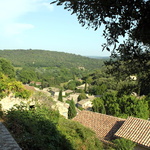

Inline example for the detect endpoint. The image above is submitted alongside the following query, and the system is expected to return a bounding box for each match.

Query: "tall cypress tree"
[58,90,63,102]
[68,99,77,119]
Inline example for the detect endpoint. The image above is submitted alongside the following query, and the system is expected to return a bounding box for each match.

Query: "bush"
[112,138,136,150]
[4,104,103,150]
[4,104,72,150]
[58,118,103,150]
[77,92,87,102]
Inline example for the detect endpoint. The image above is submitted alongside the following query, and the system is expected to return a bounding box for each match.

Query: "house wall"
[82,101,92,109]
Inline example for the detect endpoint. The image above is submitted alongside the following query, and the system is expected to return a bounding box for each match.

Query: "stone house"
[76,83,89,90]
[51,101,69,119]
[76,99,93,110]
[49,87,65,97]
[30,81,41,86]
[64,89,73,95]
[66,93,80,103]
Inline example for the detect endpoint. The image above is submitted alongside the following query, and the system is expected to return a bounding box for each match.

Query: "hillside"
[0,49,106,69]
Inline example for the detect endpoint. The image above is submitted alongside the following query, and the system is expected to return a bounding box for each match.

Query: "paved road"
[0,121,21,150]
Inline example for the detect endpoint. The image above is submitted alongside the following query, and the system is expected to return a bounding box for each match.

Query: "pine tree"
[68,99,77,119]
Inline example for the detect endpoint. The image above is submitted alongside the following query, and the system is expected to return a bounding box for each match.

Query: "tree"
[52,0,150,96]
[89,84,107,95]
[113,138,136,150]
[68,99,77,119]
[17,68,37,84]
[92,98,106,114]
[105,42,150,95]
[58,90,63,102]
[102,91,120,116]
[51,0,150,48]
[0,73,31,99]
[119,95,149,119]
[77,92,87,102]
[0,58,15,78]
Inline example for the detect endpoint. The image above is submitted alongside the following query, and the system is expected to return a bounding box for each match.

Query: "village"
[0,81,149,150]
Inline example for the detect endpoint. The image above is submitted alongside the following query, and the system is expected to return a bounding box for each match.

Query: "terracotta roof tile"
[24,85,36,91]
[115,117,150,148]
[72,110,125,141]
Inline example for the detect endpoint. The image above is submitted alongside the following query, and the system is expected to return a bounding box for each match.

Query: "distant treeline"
[0,49,107,69]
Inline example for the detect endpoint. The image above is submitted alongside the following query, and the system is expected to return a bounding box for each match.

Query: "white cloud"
[0,0,53,37]
[4,23,34,36]
[0,0,36,21]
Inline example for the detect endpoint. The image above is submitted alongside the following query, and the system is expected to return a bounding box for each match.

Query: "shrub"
[58,118,103,150]
[4,104,72,150]
[112,138,136,150]
[4,104,103,150]
[77,92,87,102]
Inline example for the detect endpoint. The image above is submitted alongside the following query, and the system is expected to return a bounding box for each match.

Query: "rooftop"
[72,110,125,141]
[115,117,150,148]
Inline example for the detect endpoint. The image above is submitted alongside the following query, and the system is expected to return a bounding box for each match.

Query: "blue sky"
[0,0,111,57]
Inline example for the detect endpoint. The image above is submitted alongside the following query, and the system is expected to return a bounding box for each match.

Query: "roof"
[64,90,73,94]
[72,110,125,141]
[24,85,35,91]
[115,117,150,148]
[49,87,60,92]
[77,99,92,105]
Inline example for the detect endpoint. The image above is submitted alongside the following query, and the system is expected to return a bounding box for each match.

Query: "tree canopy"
[0,58,15,78]
[51,0,150,96]
[51,0,150,49]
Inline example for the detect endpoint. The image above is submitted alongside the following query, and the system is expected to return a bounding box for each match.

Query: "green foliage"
[89,84,107,95]
[92,91,149,119]
[0,73,31,99]
[17,67,37,84]
[52,1,150,47]
[117,81,137,97]
[105,48,150,96]
[119,95,149,119]
[58,90,63,102]
[0,58,15,78]
[4,104,103,150]
[75,88,84,93]
[68,99,77,119]
[102,91,120,116]
[58,118,103,150]
[113,138,136,150]
[15,89,31,99]
[92,98,106,114]
[0,73,9,98]
[64,80,82,90]
[52,0,150,97]
[0,104,3,118]
[0,50,105,70]
[77,92,87,102]
[4,104,72,150]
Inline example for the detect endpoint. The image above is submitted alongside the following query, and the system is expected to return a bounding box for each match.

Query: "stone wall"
[0,121,21,150]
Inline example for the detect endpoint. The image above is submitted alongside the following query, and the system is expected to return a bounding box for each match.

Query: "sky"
[0,0,111,57]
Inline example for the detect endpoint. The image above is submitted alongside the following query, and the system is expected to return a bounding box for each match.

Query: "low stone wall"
[0,121,21,150]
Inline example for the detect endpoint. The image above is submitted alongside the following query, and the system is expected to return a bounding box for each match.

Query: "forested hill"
[0,50,106,69]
